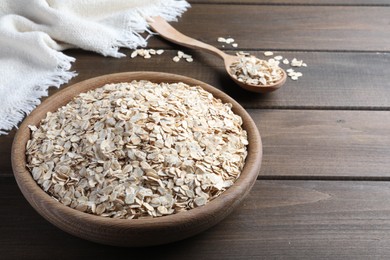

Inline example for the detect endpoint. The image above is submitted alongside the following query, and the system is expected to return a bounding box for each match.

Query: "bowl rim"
[11,71,262,244]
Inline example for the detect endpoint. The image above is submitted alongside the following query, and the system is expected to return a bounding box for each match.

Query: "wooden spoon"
[148,16,286,93]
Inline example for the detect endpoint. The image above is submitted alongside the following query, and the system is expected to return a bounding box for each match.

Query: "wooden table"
[2,0,390,258]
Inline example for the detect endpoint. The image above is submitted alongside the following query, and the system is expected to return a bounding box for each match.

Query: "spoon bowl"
[148,16,286,93]
[222,54,287,93]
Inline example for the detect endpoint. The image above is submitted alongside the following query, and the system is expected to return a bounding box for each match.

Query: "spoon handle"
[148,16,228,60]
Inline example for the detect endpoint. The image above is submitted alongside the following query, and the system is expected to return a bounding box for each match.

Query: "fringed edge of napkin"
[104,0,191,57]
[0,53,76,135]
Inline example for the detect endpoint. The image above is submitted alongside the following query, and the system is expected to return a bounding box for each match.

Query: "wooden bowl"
[12,72,262,247]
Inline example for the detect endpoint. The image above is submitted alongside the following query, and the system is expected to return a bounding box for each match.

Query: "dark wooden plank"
[2,177,390,258]
[147,5,390,51]
[2,109,390,178]
[189,0,390,5]
[62,50,390,109]
[0,129,15,177]
[254,110,390,178]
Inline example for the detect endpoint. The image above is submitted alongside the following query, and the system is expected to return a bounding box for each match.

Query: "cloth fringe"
[105,0,190,57]
[0,53,76,135]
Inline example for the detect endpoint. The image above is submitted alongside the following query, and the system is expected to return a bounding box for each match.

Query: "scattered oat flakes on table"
[274,55,283,61]
[130,49,165,59]
[172,50,193,63]
[262,52,308,81]
[263,51,274,57]
[217,37,237,48]
[217,37,227,43]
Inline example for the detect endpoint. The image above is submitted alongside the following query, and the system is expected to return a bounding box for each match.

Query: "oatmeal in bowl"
[12,72,262,246]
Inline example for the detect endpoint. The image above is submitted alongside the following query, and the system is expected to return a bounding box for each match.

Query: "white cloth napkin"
[0,0,189,135]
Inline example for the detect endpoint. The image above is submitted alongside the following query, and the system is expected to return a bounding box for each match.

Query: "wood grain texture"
[3,178,390,259]
[189,0,390,5]
[2,1,390,257]
[147,5,390,51]
[64,50,390,109]
[0,129,15,177]
[254,109,390,178]
[3,109,390,179]
[11,72,262,247]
